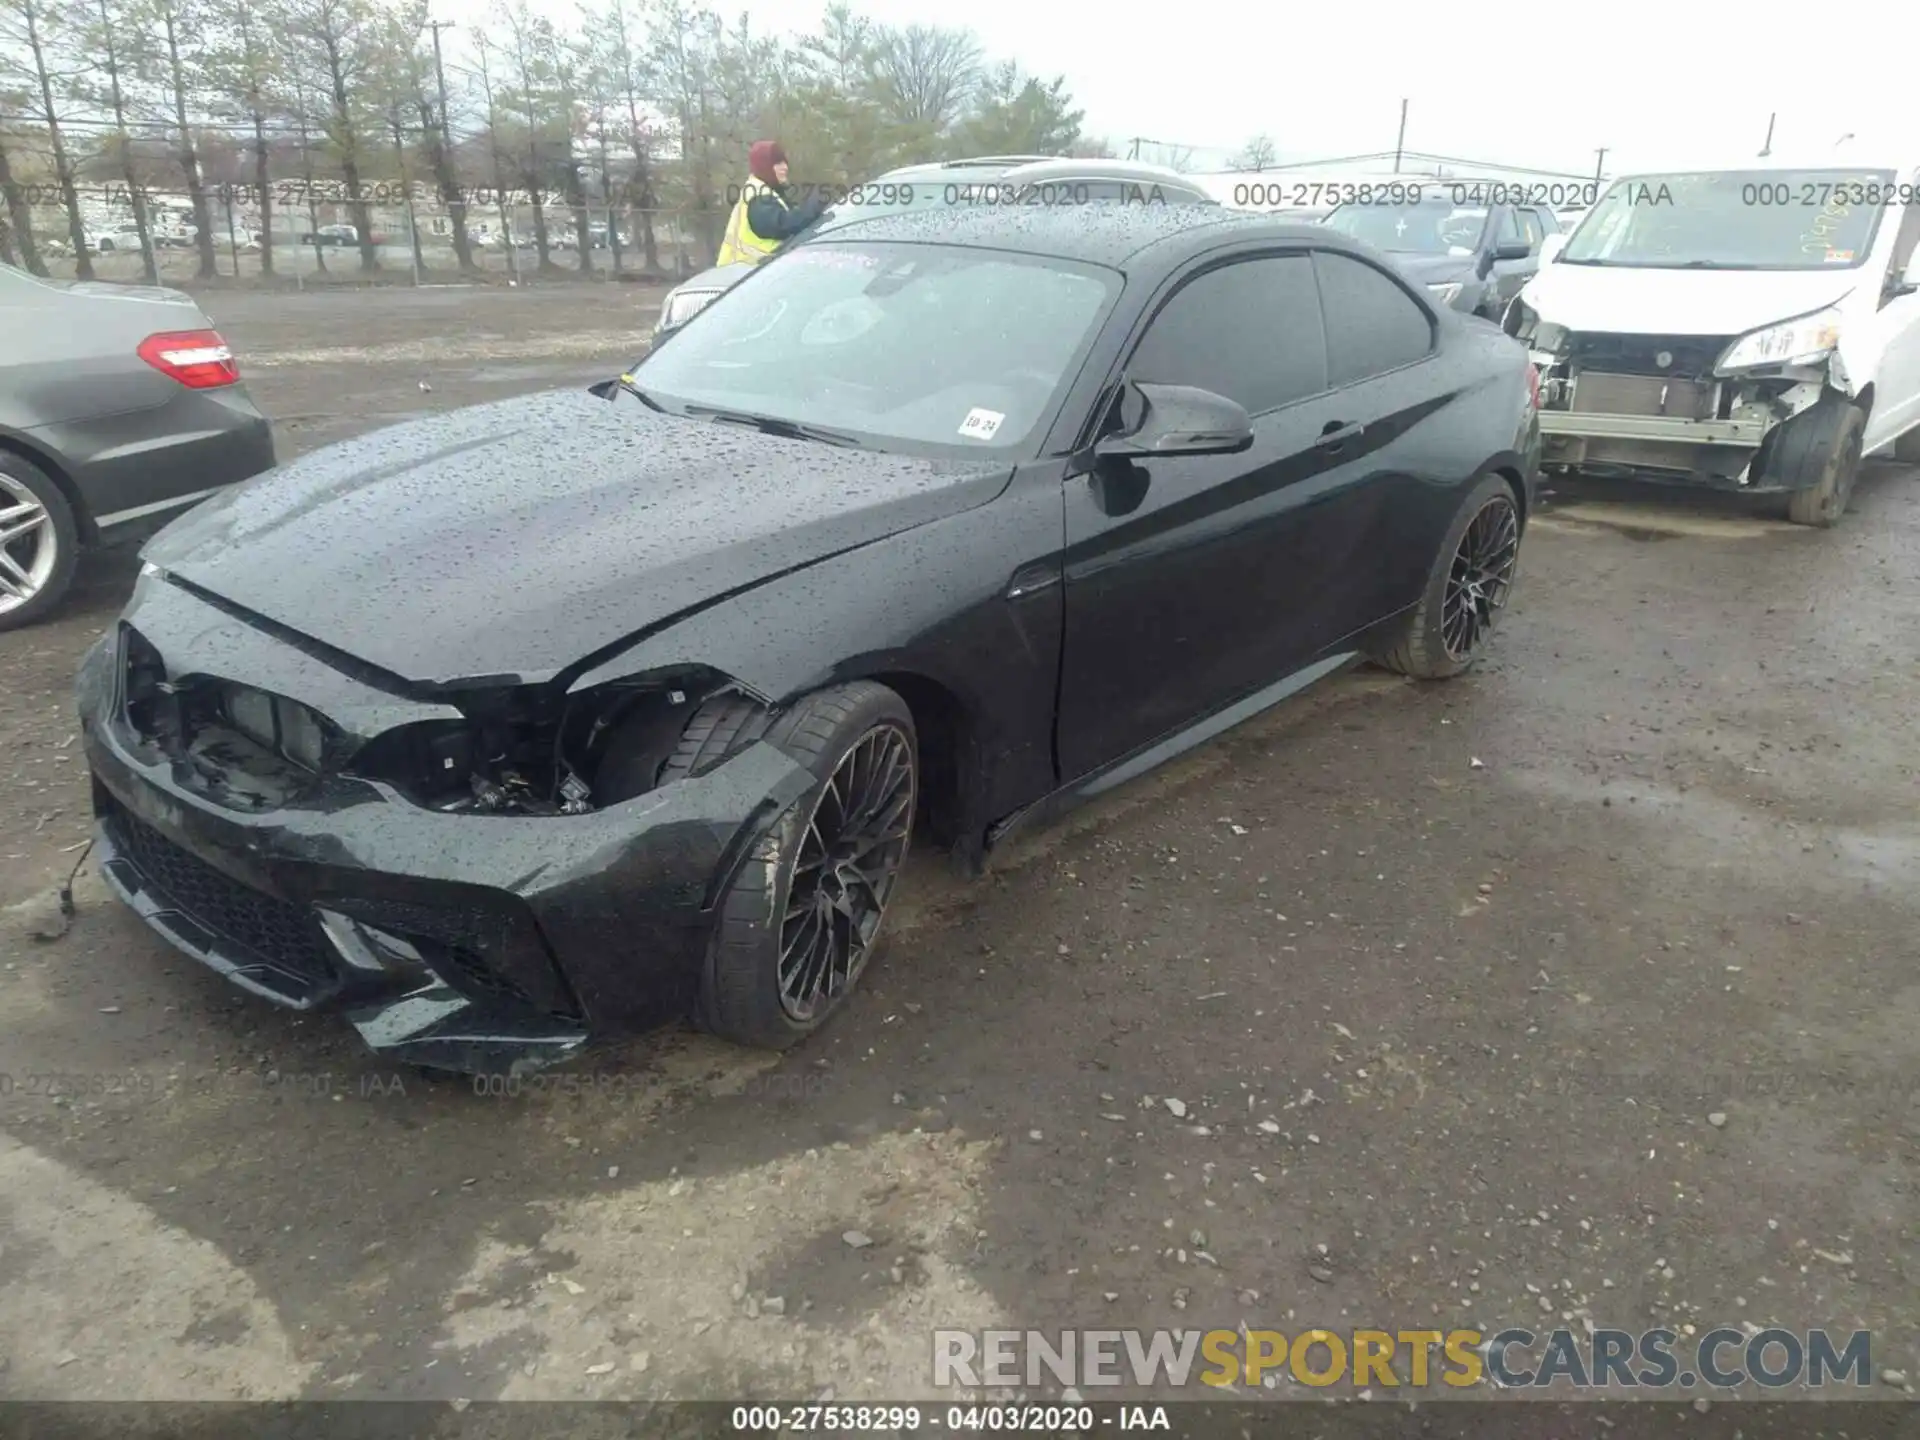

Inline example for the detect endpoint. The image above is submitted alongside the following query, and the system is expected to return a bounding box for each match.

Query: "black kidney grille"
[107,806,335,985]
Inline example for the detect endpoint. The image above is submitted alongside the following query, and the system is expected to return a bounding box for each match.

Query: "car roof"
[995,157,1212,191]
[871,156,1041,183]
[803,204,1340,269]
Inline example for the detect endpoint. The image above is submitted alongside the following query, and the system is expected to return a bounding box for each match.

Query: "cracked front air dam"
[80,631,815,1071]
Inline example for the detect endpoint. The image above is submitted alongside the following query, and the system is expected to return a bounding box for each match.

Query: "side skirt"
[979,649,1363,864]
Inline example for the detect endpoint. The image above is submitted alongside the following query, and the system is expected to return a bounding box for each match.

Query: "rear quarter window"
[1311,250,1435,387]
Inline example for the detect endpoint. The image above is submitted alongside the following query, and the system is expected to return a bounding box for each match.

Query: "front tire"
[670,682,918,1050]
[0,453,80,633]
[1767,396,1865,528]
[1371,473,1521,680]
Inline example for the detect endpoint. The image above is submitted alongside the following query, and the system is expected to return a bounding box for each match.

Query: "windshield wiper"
[617,373,667,410]
[682,405,865,448]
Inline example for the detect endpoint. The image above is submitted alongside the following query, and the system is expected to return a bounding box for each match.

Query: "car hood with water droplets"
[142,389,1012,688]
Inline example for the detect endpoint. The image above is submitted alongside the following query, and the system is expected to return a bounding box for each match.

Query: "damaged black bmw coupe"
[78,206,1541,1075]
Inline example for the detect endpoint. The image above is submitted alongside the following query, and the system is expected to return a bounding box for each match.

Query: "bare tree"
[201,0,282,274]
[643,0,723,266]
[590,0,660,273]
[497,0,557,269]
[1231,134,1276,171]
[0,0,93,275]
[869,23,978,133]
[156,0,220,275]
[541,23,593,266]
[0,100,46,273]
[285,59,331,271]
[281,0,383,269]
[76,0,160,280]
[467,29,521,272]
[421,16,476,272]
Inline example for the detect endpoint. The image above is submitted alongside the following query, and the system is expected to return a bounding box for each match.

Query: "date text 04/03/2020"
[729,1405,1171,1430]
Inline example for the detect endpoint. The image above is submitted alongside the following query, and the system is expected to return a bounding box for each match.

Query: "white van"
[1508,151,1920,526]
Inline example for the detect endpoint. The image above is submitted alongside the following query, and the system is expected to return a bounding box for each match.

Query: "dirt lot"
[2,285,1917,1406]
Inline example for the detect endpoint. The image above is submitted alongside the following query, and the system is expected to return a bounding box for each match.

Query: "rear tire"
[1370,473,1521,680]
[0,452,80,634]
[667,682,918,1050]
[1767,396,1865,528]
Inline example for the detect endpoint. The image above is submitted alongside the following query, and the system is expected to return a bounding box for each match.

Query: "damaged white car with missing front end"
[1506,155,1920,526]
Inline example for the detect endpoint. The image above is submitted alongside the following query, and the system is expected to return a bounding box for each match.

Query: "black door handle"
[1316,421,1364,452]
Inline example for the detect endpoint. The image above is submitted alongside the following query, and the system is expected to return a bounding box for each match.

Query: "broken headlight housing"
[345,668,735,815]
[217,683,338,771]
[1716,307,1843,374]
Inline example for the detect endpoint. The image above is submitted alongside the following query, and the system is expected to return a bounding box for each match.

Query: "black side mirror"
[1094,380,1253,459]
[1492,240,1532,263]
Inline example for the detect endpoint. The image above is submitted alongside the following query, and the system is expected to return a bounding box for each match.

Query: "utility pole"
[427,19,474,272]
[1760,112,1775,157]
[1393,99,1408,173]
[428,20,457,146]
[1128,137,1141,161]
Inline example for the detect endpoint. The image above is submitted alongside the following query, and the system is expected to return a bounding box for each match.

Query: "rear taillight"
[137,329,240,389]
[1525,363,1540,410]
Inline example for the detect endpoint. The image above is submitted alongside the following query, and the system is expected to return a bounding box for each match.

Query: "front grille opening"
[425,941,536,1008]
[105,803,336,986]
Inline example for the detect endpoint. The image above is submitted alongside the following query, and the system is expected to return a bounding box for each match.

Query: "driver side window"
[1126,255,1329,417]
[1493,206,1523,248]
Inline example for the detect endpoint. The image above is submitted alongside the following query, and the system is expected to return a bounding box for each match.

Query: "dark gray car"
[1322,196,1558,319]
[0,263,275,630]
[651,156,1220,340]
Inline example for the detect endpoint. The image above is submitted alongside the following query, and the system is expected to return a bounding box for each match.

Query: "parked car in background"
[78,205,1537,1074]
[1322,194,1558,318]
[1510,153,1920,526]
[649,155,1219,341]
[91,228,145,255]
[0,262,275,629]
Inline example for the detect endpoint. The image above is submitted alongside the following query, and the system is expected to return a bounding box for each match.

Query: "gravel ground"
[1,284,1917,1406]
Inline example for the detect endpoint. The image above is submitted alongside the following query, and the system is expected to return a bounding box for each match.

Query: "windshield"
[1323,203,1489,255]
[1561,168,1895,269]
[633,241,1120,454]
[814,179,969,233]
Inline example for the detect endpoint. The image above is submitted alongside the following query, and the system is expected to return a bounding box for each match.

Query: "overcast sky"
[435,0,1918,178]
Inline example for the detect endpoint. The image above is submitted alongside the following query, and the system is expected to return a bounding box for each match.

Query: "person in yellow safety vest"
[716,140,828,267]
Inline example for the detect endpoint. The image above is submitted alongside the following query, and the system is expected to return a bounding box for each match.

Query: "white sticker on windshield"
[958,407,1005,441]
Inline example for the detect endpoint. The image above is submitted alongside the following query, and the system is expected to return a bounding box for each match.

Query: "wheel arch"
[1490,462,1529,523]
[863,669,976,850]
[0,429,95,542]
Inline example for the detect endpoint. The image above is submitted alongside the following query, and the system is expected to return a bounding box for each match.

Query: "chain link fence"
[2,182,725,285]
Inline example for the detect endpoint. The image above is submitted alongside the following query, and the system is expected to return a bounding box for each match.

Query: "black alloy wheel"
[659,681,920,1049]
[777,722,916,1021]
[1371,472,1523,680]
[1440,492,1520,662]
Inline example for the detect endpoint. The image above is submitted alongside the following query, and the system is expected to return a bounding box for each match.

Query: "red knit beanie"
[749,141,787,186]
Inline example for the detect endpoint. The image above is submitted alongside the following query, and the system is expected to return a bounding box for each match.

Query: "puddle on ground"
[1501,766,1920,900]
